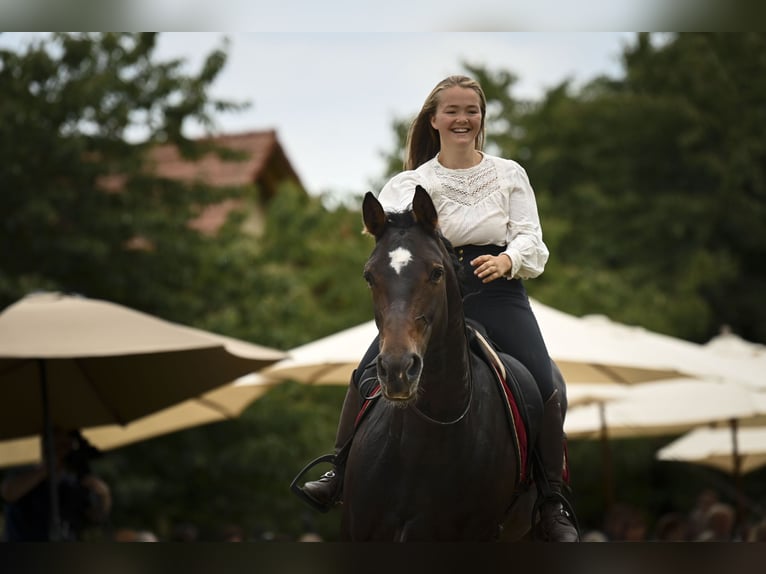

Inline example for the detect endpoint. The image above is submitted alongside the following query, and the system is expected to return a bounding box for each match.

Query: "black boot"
[534,389,579,542]
[302,377,361,509]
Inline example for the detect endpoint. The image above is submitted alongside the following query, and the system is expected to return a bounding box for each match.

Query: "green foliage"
[0,33,373,541]
[483,33,766,343]
[0,33,243,315]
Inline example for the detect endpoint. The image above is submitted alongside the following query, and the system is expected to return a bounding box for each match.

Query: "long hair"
[404,75,487,171]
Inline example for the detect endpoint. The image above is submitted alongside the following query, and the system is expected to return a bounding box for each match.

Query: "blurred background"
[1,32,765,542]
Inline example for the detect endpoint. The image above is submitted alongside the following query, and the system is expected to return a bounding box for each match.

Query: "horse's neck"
[420,286,471,411]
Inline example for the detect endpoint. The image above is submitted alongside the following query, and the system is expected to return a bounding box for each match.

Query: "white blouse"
[377,153,549,279]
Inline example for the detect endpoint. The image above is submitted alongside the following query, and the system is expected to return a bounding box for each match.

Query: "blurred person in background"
[651,511,689,541]
[696,501,737,541]
[1,428,111,541]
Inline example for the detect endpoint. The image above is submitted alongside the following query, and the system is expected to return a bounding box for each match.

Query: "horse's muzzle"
[376,352,422,400]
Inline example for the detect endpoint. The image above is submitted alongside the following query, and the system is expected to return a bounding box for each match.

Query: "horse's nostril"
[376,355,388,380]
[406,354,422,381]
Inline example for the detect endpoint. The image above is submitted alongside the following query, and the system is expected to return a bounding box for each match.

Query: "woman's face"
[430,86,482,149]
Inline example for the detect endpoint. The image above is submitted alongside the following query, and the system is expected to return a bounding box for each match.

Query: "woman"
[302,75,577,542]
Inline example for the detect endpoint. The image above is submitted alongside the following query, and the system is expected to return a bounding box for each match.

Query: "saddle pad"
[468,326,530,483]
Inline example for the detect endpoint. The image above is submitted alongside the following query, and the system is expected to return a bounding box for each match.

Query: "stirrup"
[290,453,338,513]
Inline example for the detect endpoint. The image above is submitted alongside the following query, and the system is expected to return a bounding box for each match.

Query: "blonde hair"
[404,75,487,170]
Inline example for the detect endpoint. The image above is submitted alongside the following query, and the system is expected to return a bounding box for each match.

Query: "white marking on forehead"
[389,247,412,275]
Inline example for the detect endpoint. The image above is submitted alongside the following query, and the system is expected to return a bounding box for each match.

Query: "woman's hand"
[471,254,512,283]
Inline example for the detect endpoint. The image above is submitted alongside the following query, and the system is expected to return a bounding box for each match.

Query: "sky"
[155,33,636,199]
[3,32,637,201]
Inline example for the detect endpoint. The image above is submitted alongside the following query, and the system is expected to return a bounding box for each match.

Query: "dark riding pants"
[455,244,556,400]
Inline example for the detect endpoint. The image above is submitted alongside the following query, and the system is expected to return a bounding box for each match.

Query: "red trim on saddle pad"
[489,362,529,483]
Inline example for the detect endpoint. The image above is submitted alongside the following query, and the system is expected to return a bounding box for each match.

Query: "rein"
[359,354,474,426]
[412,371,473,426]
[411,343,474,426]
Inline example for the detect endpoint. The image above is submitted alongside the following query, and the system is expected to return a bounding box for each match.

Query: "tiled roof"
[149,130,305,236]
[187,198,245,236]
[148,130,302,190]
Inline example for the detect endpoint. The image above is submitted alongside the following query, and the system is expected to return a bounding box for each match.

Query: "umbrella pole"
[39,359,62,541]
[730,418,745,536]
[599,402,615,511]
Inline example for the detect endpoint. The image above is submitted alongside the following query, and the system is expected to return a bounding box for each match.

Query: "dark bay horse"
[340,186,545,541]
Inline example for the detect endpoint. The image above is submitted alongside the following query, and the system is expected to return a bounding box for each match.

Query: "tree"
[0,33,375,541]
[0,32,245,318]
[477,34,766,343]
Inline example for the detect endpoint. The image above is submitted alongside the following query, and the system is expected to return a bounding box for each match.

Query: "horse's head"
[362,186,461,404]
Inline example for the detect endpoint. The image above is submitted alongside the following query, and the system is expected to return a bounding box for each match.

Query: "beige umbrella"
[261,299,704,386]
[0,291,285,538]
[260,321,377,385]
[565,378,766,510]
[565,379,766,440]
[538,308,766,389]
[0,373,279,469]
[0,291,285,439]
[705,329,766,361]
[657,422,766,524]
[657,425,766,475]
[565,383,630,408]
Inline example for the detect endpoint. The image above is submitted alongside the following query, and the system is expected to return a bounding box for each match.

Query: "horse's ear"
[412,185,438,233]
[362,191,386,238]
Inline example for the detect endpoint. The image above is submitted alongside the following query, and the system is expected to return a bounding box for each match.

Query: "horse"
[338,186,559,541]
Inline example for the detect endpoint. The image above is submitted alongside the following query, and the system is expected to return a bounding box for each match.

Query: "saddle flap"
[466,321,544,483]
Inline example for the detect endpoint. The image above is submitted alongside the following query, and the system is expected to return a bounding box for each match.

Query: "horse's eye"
[429,266,445,283]
[363,271,374,286]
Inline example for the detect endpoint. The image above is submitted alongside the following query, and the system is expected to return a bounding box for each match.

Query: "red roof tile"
[148,130,302,191]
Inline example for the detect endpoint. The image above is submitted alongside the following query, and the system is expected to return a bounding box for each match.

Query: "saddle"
[465,319,544,484]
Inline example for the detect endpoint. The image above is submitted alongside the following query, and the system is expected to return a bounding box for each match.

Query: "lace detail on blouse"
[432,157,500,206]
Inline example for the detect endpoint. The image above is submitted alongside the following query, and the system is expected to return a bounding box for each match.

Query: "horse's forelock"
[385,210,417,229]
[381,211,459,268]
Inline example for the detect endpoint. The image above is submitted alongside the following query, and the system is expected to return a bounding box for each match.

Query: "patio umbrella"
[565,383,630,408]
[565,379,766,508]
[657,423,766,524]
[538,308,766,389]
[261,299,701,386]
[565,379,766,440]
[0,373,279,469]
[0,291,286,539]
[259,321,378,385]
[657,425,766,476]
[705,329,766,361]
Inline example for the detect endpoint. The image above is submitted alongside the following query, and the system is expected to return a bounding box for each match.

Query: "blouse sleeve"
[377,170,426,212]
[503,162,549,280]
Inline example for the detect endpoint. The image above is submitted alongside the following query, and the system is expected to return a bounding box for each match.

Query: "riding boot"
[534,389,579,542]
[301,375,361,508]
